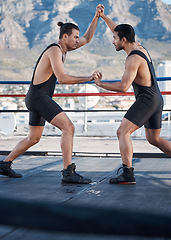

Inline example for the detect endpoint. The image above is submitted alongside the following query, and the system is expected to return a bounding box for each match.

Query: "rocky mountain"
[0,0,171,49]
[0,0,171,81]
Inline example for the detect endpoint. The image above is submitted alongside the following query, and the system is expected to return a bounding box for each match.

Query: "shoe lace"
[69,168,83,179]
[117,167,123,174]
[62,167,83,179]
[71,166,84,179]
[74,172,83,179]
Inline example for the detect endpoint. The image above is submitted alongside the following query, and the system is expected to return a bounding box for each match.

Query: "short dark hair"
[114,24,135,43]
[57,22,80,39]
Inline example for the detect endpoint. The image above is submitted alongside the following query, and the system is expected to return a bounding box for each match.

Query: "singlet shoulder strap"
[128,50,151,63]
[128,50,156,84]
[31,43,62,82]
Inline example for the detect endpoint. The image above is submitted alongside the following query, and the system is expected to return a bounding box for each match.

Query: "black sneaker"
[61,163,92,184]
[109,166,136,184]
[0,161,22,178]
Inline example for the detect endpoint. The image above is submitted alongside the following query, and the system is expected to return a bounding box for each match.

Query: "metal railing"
[0,77,171,137]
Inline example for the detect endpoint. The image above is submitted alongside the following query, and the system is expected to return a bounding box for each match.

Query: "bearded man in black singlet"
[93,4,171,184]
[0,7,100,183]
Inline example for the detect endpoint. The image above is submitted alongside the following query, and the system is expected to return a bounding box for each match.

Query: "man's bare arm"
[48,46,94,84]
[94,56,140,92]
[97,4,117,33]
[76,8,100,48]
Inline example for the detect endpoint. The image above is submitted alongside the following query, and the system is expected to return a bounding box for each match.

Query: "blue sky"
[162,0,171,4]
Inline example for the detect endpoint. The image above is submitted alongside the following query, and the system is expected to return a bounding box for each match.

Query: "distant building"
[157,60,171,109]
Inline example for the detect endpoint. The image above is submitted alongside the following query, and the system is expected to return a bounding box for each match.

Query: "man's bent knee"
[146,130,160,146]
[68,122,75,134]
[62,121,75,135]
[27,136,41,145]
[116,127,122,138]
[147,136,159,146]
[116,123,128,138]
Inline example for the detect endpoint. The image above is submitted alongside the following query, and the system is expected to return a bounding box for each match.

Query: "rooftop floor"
[0,136,171,240]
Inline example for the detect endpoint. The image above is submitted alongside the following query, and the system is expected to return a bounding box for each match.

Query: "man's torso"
[127,45,152,88]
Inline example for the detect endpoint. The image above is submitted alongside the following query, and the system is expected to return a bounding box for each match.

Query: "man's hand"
[96,4,105,18]
[76,5,101,49]
[92,71,102,86]
[95,6,100,18]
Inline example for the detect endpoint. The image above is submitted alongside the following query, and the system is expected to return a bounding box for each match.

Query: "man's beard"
[115,45,123,51]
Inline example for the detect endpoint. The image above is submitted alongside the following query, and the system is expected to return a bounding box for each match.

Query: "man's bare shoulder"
[45,45,63,63]
[130,43,151,62]
[126,54,142,67]
[47,45,62,55]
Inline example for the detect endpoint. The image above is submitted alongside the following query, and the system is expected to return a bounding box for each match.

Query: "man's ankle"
[123,164,128,168]
[123,164,132,168]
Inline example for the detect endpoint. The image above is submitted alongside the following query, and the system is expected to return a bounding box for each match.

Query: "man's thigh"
[118,118,139,135]
[50,112,73,130]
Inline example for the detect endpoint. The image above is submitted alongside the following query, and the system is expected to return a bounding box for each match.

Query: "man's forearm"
[58,74,92,84]
[101,14,117,33]
[97,81,127,93]
[83,15,99,43]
